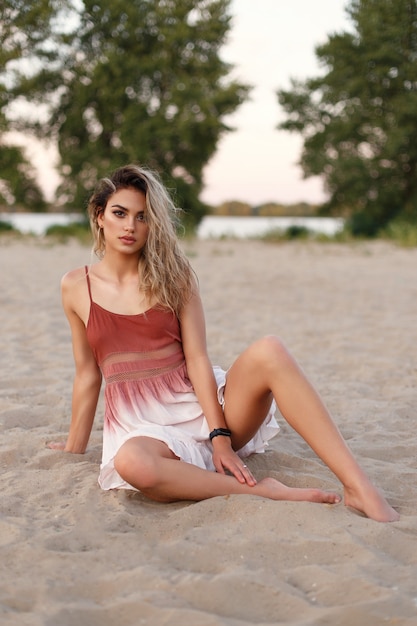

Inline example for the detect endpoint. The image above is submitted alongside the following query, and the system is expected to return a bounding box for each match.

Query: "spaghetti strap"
[85,266,93,303]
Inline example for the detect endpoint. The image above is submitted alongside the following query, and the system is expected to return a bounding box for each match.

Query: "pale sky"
[30,0,351,206]
[201,0,351,206]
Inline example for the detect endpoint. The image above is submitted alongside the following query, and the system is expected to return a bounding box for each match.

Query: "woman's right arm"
[49,271,102,454]
[64,309,102,453]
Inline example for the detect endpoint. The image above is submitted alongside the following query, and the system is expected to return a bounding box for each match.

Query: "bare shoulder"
[61,266,90,322]
[61,266,87,291]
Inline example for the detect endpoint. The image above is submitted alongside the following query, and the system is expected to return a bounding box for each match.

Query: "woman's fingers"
[213,448,257,486]
[233,462,256,486]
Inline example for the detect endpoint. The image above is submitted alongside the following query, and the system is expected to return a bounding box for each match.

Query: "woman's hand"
[211,436,257,486]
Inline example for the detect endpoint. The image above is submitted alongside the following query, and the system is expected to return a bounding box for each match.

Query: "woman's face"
[97,187,149,255]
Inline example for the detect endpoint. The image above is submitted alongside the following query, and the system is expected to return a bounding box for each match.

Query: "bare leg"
[223,336,399,522]
[114,436,340,505]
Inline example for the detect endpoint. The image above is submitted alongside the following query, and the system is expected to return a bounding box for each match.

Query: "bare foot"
[344,482,399,522]
[256,477,341,504]
[46,441,66,450]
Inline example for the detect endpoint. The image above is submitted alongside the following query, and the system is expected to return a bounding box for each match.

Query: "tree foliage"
[210,200,317,217]
[11,0,248,224]
[212,201,252,216]
[0,0,63,209]
[277,0,417,235]
[0,145,45,209]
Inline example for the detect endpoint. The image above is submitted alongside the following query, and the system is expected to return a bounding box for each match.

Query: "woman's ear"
[97,209,104,228]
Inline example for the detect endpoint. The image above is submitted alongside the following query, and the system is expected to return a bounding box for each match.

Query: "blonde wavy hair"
[87,164,195,314]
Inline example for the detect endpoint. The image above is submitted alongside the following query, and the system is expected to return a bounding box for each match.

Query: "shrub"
[0,219,17,233]
[382,220,417,248]
[45,221,91,244]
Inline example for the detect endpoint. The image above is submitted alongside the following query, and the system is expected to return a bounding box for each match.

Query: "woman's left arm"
[180,288,255,484]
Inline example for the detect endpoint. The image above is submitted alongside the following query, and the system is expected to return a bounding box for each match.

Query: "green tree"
[212,201,252,216]
[0,145,45,210]
[15,0,248,225]
[0,0,66,210]
[277,0,417,236]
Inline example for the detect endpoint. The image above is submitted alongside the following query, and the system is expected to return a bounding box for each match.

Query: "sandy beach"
[1,236,416,625]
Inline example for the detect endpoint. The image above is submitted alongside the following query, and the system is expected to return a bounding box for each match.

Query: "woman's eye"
[136,213,146,221]
[113,210,125,217]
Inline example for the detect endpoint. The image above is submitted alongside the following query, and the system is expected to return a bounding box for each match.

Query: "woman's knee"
[250,335,292,371]
[114,440,159,490]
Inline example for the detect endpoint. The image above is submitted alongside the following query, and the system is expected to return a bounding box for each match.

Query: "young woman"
[48,164,399,522]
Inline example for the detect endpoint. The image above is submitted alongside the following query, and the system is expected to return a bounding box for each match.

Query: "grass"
[260,225,352,243]
[0,217,92,244]
[44,221,92,244]
[259,221,417,247]
[381,220,417,248]
[0,219,18,233]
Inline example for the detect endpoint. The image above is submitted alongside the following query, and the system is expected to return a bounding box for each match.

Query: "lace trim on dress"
[105,358,186,384]
[101,342,182,368]
[101,341,186,384]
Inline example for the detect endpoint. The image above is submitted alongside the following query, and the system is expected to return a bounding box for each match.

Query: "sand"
[0,236,416,626]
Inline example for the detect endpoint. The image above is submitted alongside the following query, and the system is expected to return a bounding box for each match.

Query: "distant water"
[0,212,85,236]
[0,212,344,238]
[197,215,344,239]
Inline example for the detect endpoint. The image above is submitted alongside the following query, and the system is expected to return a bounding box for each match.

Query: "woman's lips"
[119,236,136,244]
